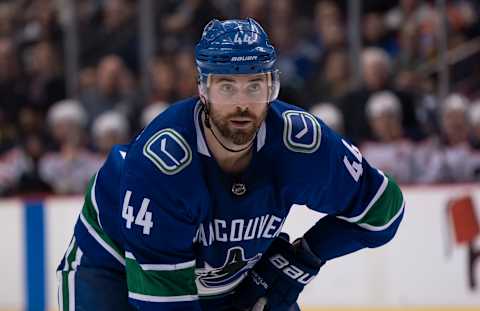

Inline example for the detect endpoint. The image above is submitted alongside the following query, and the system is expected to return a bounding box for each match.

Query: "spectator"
[310,0,345,57]
[468,100,480,179]
[469,100,480,150]
[395,21,423,71]
[80,54,138,124]
[24,40,66,112]
[0,133,52,196]
[92,111,130,158]
[363,12,399,57]
[0,37,26,151]
[141,101,169,128]
[17,0,63,45]
[80,0,138,68]
[78,66,98,91]
[439,94,476,182]
[269,2,317,107]
[0,2,15,37]
[360,91,416,184]
[338,47,420,145]
[414,94,474,183]
[446,0,479,42]
[173,49,197,99]
[0,144,32,196]
[150,55,176,104]
[156,0,223,52]
[385,0,430,33]
[307,49,350,104]
[39,99,101,194]
[310,102,344,134]
[240,0,268,26]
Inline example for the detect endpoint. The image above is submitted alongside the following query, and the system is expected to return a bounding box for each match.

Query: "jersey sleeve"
[119,132,202,310]
[292,120,405,261]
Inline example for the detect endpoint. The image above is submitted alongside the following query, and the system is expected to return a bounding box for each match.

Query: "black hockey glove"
[233,233,325,311]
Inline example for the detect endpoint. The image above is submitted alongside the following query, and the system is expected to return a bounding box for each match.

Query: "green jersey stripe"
[79,214,125,266]
[129,292,198,302]
[80,177,124,263]
[337,170,388,223]
[357,200,405,231]
[58,240,83,311]
[125,252,196,271]
[58,270,72,311]
[62,271,69,311]
[126,256,197,297]
[62,238,77,271]
[355,176,404,228]
[57,271,65,311]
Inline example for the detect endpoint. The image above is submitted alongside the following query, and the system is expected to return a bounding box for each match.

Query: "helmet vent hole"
[251,66,255,70]
[235,67,239,71]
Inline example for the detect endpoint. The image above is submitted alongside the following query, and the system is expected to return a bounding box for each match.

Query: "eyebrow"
[214,76,266,83]
[216,77,235,83]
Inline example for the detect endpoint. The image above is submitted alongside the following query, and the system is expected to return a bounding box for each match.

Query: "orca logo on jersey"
[196,247,261,296]
[143,128,192,175]
[282,110,321,154]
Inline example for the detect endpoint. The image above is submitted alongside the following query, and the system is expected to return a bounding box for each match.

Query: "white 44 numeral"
[342,139,363,182]
[234,32,255,45]
[122,190,153,235]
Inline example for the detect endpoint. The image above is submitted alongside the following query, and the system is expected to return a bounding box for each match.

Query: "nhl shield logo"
[232,183,247,196]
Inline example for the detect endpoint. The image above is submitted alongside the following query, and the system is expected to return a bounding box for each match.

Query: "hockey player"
[57,18,404,311]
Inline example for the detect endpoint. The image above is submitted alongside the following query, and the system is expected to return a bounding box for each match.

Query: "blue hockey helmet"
[195,18,277,75]
[195,18,280,102]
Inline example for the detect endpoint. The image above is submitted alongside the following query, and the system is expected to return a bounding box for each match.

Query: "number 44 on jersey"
[122,190,154,235]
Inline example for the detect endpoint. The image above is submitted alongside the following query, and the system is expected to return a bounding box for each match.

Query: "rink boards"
[0,185,480,310]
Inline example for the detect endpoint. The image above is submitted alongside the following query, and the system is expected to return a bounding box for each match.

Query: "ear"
[199,94,208,106]
[198,83,208,104]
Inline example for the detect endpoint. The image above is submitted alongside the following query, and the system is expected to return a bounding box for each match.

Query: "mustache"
[228,107,255,119]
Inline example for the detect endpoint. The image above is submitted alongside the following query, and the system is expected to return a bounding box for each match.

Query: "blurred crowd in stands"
[1,0,480,196]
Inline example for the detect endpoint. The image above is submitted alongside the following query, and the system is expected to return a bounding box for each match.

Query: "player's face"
[207,74,270,145]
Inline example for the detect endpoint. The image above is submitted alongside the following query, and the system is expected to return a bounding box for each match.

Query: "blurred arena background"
[0,0,479,310]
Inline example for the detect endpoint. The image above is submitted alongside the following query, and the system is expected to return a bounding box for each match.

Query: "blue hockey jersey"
[59,97,404,310]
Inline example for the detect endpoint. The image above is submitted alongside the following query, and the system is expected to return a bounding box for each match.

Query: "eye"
[219,83,234,93]
[247,82,261,93]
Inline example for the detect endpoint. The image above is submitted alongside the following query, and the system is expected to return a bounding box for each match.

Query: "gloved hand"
[233,233,325,311]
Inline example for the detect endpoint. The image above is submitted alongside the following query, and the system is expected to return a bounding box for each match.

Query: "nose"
[236,105,248,115]
[232,90,253,109]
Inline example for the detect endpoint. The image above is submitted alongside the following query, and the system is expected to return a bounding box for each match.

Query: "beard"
[208,104,267,145]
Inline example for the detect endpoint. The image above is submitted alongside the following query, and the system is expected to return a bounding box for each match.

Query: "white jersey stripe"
[57,271,63,311]
[72,246,83,270]
[125,251,135,260]
[63,237,76,271]
[129,292,198,302]
[141,260,196,271]
[337,170,388,223]
[90,173,103,230]
[257,121,266,151]
[125,251,195,271]
[194,101,210,157]
[80,214,125,266]
[68,271,75,311]
[357,200,405,231]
